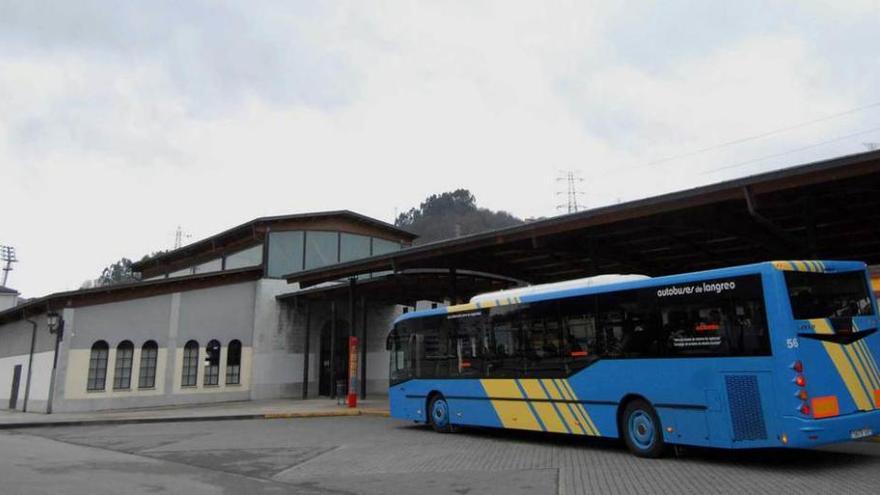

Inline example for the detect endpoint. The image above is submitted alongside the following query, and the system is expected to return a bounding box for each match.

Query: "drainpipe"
[22,316,38,413]
[46,316,64,414]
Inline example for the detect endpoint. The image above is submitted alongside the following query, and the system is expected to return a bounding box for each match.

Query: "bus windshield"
[785,271,874,320]
[387,326,413,384]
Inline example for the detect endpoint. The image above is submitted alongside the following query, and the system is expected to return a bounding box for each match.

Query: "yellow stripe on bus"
[853,341,880,391]
[856,340,880,391]
[842,344,876,409]
[480,379,543,431]
[553,379,596,436]
[518,379,568,434]
[559,379,600,436]
[542,379,586,435]
[447,302,479,314]
[812,319,874,410]
[852,341,877,391]
[863,342,880,388]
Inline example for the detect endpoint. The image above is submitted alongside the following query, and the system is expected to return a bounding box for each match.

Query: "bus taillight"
[795,375,806,387]
[792,360,803,373]
[796,389,808,401]
[800,403,811,415]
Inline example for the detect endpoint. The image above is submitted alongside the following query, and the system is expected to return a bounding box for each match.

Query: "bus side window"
[520,301,567,377]
[455,317,485,377]
[558,294,598,369]
[487,305,526,378]
[657,275,770,357]
[598,289,660,358]
[417,317,452,379]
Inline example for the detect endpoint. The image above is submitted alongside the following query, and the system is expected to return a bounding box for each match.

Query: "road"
[2,416,879,494]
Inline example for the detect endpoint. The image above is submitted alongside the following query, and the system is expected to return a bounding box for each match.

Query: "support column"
[301,300,311,400]
[360,296,367,400]
[449,267,458,304]
[329,301,337,399]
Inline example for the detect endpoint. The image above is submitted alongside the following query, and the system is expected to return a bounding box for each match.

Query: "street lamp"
[47,312,62,335]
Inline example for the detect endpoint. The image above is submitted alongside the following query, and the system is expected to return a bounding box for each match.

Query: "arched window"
[226,340,242,385]
[204,340,221,386]
[181,340,199,387]
[138,341,158,389]
[113,341,134,389]
[87,341,109,391]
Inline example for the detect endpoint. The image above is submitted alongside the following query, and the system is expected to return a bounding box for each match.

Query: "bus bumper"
[781,409,880,447]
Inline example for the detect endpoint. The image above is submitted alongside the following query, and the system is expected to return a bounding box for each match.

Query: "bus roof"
[391,260,868,325]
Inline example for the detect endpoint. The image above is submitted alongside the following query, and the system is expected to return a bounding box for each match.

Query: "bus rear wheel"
[621,400,667,458]
[428,394,455,433]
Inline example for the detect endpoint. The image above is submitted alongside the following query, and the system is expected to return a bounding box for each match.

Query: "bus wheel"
[428,394,455,433]
[622,400,666,458]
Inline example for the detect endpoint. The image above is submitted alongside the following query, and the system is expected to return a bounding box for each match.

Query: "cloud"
[1,1,879,297]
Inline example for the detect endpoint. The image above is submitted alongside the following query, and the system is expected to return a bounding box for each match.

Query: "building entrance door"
[318,320,349,397]
[8,364,22,410]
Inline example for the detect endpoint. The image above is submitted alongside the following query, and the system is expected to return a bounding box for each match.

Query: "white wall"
[0,351,54,412]
[250,279,303,399]
[53,281,258,413]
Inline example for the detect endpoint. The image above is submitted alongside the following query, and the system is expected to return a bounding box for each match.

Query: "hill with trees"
[394,189,523,245]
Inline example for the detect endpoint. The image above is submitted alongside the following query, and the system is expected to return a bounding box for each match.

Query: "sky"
[2,0,879,298]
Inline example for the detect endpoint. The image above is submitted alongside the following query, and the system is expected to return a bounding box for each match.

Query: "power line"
[555,170,585,214]
[702,124,880,175]
[612,100,880,174]
[173,226,192,249]
[1,245,18,287]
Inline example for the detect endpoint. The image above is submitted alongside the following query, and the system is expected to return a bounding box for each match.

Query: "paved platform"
[0,398,389,429]
[3,415,880,494]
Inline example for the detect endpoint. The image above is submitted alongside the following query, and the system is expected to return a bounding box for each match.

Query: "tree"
[96,258,138,286]
[85,251,167,288]
[395,189,523,244]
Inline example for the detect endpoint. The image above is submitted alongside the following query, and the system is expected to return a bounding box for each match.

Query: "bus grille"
[725,375,767,441]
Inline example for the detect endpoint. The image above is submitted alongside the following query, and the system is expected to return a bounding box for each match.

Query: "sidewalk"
[0,398,390,430]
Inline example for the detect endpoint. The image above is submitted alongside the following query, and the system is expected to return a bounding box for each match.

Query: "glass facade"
[340,233,371,263]
[168,267,194,278]
[157,229,405,279]
[225,245,263,270]
[304,231,339,270]
[193,258,222,274]
[372,238,401,255]
[267,231,305,278]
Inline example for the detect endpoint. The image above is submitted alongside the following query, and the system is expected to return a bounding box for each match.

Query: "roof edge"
[283,149,880,286]
[132,210,416,271]
[0,267,263,325]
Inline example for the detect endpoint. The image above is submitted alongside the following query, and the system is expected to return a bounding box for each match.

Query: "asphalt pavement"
[2,415,879,494]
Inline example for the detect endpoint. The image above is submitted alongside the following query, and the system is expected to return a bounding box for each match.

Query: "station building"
[0,211,422,413]
[3,149,880,414]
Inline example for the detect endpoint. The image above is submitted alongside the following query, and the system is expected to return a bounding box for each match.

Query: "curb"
[0,408,391,430]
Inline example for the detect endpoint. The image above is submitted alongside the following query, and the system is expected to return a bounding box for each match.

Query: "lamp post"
[46,311,64,414]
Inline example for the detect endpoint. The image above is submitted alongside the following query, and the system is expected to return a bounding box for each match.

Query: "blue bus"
[387,260,880,457]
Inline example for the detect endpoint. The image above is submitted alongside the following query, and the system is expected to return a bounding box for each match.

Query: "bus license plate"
[850,428,873,439]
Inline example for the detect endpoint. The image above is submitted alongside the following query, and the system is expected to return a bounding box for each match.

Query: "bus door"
[784,269,880,418]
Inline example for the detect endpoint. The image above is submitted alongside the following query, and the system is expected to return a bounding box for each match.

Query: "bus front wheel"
[621,400,667,458]
[428,394,456,433]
